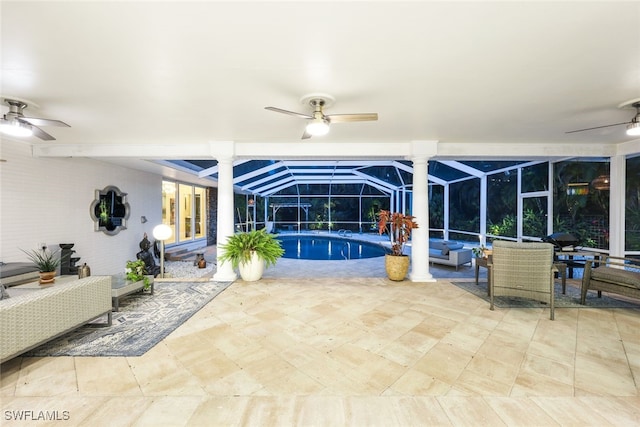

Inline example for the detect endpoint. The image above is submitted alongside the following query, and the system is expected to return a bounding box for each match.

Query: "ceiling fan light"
[627,121,640,136]
[306,119,330,136]
[0,120,33,137]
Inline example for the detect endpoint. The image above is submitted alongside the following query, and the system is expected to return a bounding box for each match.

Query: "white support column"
[609,155,626,257]
[410,156,435,282]
[443,184,450,241]
[479,175,487,246]
[213,152,238,282]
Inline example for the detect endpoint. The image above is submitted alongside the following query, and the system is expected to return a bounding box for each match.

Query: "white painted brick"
[1,139,162,275]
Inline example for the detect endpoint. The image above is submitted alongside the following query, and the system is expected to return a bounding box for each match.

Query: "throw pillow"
[0,284,10,300]
[447,243,464,251]
[441,245,450,256]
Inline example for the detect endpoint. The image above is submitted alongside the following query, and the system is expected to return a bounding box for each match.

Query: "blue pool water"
[278,235,388,260]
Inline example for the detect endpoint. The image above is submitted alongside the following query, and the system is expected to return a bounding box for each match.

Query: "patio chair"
[580,256,640,305]
[488,241,556,320]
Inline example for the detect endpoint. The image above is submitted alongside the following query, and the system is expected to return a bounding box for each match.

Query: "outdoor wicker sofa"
[0,275,112,363]
[0,262,39,287]
[581,256,640,305]
[429,240,473,270]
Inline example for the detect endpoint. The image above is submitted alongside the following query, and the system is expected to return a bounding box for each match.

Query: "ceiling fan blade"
[326,113,378,123]
[31,125,56,141]
[265,106,313,120]
[21,117,70,127]
[565,121,630,134]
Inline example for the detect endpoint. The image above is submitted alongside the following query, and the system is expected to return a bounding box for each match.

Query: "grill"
[543,232,579,250]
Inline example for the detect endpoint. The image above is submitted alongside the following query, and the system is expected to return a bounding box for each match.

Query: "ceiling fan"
[565,99,640,136]
[265,94,378,139]
[0,98,70,141]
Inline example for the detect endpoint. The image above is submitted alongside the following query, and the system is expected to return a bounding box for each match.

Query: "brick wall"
[0,139,162,275]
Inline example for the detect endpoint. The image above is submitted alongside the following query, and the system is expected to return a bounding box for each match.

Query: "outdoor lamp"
[153,224,172,278]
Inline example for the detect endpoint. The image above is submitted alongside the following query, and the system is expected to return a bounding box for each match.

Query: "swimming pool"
[278,235,388,260]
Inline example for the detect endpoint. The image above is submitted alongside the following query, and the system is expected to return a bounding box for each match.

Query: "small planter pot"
[384,254,410,281]
[238,251,265,282]
[39,271,56,285]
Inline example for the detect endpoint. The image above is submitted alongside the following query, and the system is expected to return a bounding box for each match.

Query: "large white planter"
[238,251,265,281]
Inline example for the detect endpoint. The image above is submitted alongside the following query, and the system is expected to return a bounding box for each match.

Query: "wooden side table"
[474,256,491,296]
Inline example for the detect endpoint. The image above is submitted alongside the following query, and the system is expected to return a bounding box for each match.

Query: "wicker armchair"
[488,241,556,320]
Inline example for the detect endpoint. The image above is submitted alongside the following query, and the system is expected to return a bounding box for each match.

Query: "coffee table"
[554,250,601,278]
[111,274,154,311]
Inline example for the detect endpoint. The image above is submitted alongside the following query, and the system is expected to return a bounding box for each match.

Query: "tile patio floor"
[1,250,639,426]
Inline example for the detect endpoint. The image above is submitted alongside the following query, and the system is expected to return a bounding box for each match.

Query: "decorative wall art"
[90,185,130,235]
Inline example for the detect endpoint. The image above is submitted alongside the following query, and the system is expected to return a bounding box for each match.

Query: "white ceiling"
[2,1,640,168]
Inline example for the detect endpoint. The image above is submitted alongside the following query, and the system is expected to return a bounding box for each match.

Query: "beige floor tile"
[574,354,637,396]
[437,396,507,426]
[579,396,640,426]
[132,396,204,427]
[187,396,247,425]
[375,332,439,367]
[530,396,614,426]
[388,368,452,396]
[484,396,559,426]
[203,369,264,396]
[182,344,240,377]
[261,368,325,395]
[440,321,493,353]
[454,353,520,395]
[511,371,575,397]
[519,353,574,387]
[75,396,152,426]
[241,353,300,387]
[453,369,512,396]
[293,396,347,425]
[345,396,413,426]
[237,396,298,425]
[14,357,78,397]
[0,357,22,396]
[75,357,142,396]
[576,336,629,365]
[127,344,206,396]
[413,342,475,384]
[392,396,454,426]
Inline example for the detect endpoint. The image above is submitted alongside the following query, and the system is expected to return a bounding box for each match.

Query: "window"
[626,156,640,251]
[553,160,609,249]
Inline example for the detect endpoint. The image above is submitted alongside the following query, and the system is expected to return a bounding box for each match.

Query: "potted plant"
[472,245,488,258]
[218,229,285,281]
[125,259,152,290]
[378,210,419,281]
[21,247,61,285]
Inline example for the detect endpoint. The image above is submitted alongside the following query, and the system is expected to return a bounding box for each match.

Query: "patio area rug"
[452,279,640,309]
[25,280,232,358]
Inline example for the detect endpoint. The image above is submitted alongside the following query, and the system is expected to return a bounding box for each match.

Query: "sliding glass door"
[162,180,207,246]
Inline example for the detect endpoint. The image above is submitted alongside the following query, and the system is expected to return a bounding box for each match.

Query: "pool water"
[278,235,388,260]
